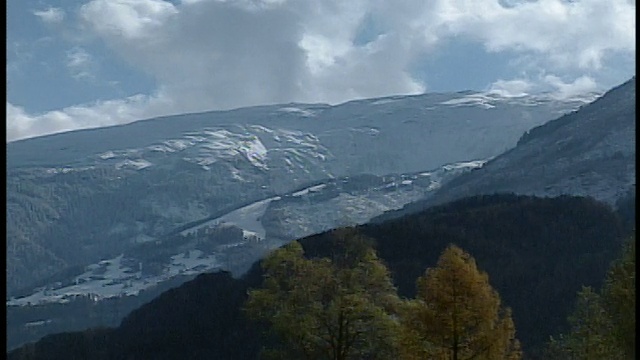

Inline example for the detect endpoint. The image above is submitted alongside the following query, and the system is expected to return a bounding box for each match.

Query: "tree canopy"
[546,232,635,360]
[402,244,521,360]
[245,229,402,360]
[246,230,521,360]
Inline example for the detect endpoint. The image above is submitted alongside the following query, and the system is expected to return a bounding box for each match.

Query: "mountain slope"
[6,90,590,295]
[8,194,628,360]
[377,77,635,222]
[6,159,485,350]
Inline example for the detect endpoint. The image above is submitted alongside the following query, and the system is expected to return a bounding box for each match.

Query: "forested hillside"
[9,194,633,359]
[8,90,586,296]
[378,77,635,222]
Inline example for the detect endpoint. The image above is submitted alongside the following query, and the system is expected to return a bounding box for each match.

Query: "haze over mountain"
[6,89,592,296]
[8,78,636,351]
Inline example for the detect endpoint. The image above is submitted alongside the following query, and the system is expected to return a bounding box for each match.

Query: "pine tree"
[403,244,521,360]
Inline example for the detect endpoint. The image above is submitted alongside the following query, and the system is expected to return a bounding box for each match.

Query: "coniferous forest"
[8,193,635,360]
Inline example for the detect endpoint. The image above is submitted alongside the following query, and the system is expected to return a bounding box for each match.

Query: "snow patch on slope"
[115,159,153,170]
[292,184,327,197]
[238,136,268,170]
[440,94,497,109]
[7,252,221,306]
[442,160,488,171]
[180,196,281,239]
[278,107,317,117]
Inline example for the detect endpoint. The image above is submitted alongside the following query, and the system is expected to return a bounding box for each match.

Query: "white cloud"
[543,74,598,100]
[488,74,600,99]
[435,0,635,70]
[8,103,77,142]
[487,78,533,97]
[10,0,636,141]
[79,0,178,40]
[76,0,429,109]
[7,94,174,142]
[33,7,66,24]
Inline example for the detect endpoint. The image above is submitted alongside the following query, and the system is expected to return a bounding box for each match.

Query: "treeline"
[247,228,634,359]
[359,194,628,356]
[8,194,634,359]
[246,229,521,359]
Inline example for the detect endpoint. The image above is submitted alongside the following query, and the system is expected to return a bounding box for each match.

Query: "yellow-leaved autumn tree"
[401,244,521,360]
[244,228,403,360]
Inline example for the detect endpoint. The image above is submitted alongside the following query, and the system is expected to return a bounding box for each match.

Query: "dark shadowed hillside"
[9,194,628,360]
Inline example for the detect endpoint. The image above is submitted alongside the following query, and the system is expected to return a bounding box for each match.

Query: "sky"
[7,0,636,142]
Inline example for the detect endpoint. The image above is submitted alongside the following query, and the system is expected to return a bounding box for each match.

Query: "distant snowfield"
[7,193,285,306]
[292,184,327,197]
[440,94,497,109]
[7,251,221,306]
[87,125,331,175]
[180,196,281,238]
[7,88,599,308]
[116,159,153,170]
[277,107,317,117]
[442,159,488,170]
[238,136,269,170]
[8,158,490,307]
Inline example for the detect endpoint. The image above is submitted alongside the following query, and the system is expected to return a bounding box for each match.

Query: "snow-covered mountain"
[378,78,635,221]
[7,158,485,307]
[7,89,592,298]
[7,159,488,350]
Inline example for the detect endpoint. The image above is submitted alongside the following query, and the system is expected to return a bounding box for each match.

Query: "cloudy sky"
[7,0,636,142]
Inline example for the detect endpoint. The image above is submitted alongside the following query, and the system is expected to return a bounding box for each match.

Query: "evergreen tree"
[546,287,624,360]
[601,232,635,358]
[547,232,635,360]
[403,244,521,360]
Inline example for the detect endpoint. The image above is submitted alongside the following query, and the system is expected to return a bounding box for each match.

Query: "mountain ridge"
[7,80,632,353]
[7,87,591,295]
[373,77,636,223]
